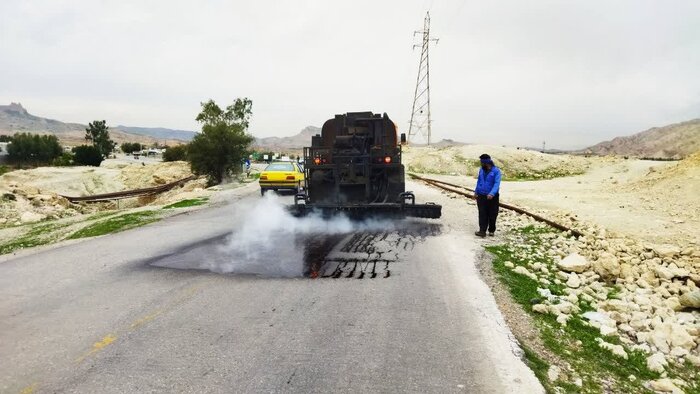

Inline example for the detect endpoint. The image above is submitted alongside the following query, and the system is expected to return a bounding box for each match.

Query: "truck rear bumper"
[289,202,441,219]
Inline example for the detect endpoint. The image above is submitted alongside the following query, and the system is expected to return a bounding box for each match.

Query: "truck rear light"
[314,158,321,165]
[384,156,392,164]
[260,175,267,180]
[286,175,295,180]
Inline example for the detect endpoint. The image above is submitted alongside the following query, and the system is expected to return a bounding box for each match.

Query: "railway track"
[409,173,584,237]
[60,175,196,203]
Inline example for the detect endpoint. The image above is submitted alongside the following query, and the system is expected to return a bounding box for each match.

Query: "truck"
[291,111,441,219]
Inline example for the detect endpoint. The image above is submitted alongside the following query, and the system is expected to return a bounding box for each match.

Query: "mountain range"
[585,119,700,159]
[2,103,698,158]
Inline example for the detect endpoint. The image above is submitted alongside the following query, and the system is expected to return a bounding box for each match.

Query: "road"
[0,181,543,393]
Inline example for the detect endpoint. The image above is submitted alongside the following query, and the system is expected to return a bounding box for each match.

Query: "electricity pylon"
[408,12,438,145]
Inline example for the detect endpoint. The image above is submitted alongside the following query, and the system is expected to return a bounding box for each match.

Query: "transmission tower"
[408,12,438,145]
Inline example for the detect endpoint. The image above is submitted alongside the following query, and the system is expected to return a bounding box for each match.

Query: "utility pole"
[542,141,546,153]
[408,12,438,145]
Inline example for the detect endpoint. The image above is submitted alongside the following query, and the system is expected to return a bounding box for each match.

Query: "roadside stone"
[513,266,537,280]
[532,304,549,314]
[686,354,700,367]
[592,252,621,280]
[547,365,560,382]
[646,353,668,373]
[648,378,683,393]
[600,325,617,336]
[669,324,696,351]
[566,273,581,288]
[654,244,681,258]
[596,338,628,359]
[679,291,700,309]
[504,261,515,269]
[20,211,45,223]
[557,253,589,273]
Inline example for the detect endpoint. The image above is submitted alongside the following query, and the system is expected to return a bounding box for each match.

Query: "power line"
[408,12,438,145]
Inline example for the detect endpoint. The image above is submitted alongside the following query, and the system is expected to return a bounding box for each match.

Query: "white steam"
[206,193,397,277]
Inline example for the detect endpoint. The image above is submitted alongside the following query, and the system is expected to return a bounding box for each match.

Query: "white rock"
[532,304,549,314]
[582,311,616,328]
[676,312,696,325]
[600,325,617,336]
[566,273,582,288]
[592,252,621,279]
[654,244,681,258]
[557,253,589,273]
[20,211,45,223]
[669,324,696,350]
[679,291,700,308]
[512,266,537,280]
[556,314,569,326]
[596,338,628,359]
[504,261,515,269]
[686,354,700,367]
[655,266,675,281]
[646,353,667,373]
[648,378,683,393]
[547,365,560,382]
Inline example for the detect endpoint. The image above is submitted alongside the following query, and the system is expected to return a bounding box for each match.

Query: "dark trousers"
[476,193,499,233]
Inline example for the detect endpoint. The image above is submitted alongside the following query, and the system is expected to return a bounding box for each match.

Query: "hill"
[114,125,197,141]
[253,126,319,151]
[586,118,700,159]
[0,103,192,146]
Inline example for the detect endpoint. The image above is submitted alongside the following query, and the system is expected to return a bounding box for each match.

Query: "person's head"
[479,153,493,170]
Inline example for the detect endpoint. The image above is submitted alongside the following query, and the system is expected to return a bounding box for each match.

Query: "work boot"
[474,231,486,237]
[488,232,495,236]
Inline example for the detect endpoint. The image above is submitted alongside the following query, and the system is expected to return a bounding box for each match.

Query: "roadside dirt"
[424,156,699,246]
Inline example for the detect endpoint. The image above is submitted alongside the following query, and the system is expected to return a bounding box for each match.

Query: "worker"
[245,158,251,178]
[474,153,502,237]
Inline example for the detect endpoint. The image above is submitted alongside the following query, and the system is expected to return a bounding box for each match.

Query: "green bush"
[72,145,103,166]
[120,142,142,154]
[7,133,63,166]
[52,152,74,166]
[163,144,188,162]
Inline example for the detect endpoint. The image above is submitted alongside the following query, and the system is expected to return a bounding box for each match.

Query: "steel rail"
[60,175,196,203]
[408,173,584,237]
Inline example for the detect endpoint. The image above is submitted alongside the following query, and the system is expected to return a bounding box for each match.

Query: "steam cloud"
[156,193,398,277]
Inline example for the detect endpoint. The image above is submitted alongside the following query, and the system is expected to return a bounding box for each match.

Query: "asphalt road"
[0,182,542,393]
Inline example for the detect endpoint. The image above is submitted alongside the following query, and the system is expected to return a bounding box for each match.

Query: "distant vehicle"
[259,162,305,195]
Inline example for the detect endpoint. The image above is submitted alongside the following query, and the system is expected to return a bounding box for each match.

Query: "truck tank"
[291,111,441,218]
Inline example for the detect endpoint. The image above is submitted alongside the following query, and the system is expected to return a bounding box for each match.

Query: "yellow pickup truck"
[259,162,305,195]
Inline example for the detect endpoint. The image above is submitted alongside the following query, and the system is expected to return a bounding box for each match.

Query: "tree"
[73,145,104,166]
[85,120,116,158]
[7,133,62,166]
[188,98,254,184]
[0,135,11,142]
[120,142,142,154]
[163,145,188,162]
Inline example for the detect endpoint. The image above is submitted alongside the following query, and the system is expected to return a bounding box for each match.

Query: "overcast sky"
[1,1,698,149]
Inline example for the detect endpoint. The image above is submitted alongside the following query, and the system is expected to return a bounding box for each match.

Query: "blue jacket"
[475,166,502,196]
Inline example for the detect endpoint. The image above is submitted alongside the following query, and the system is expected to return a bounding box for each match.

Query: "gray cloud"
[1,0,698,149]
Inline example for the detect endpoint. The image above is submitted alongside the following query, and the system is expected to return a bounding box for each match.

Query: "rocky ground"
[0,157,208,227]
[402,144,595,180]
[414,147,700,393]
[491,209,699,393]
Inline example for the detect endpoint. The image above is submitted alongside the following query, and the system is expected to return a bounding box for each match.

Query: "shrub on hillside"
[7,133,62,166]
[52,152,74,166]
[163,145,188,162]
[120,142,143,154]
[72,145,103,166]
